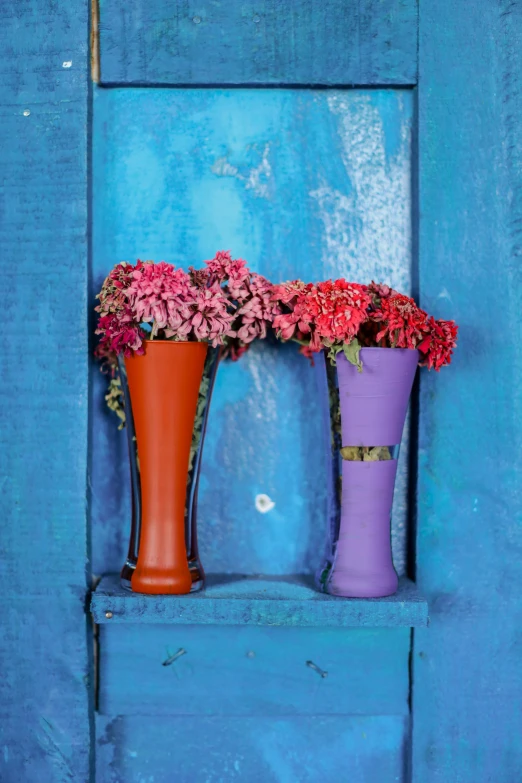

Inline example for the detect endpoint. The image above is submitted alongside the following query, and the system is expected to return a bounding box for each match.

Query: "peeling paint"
[310,93,411,292]
[211,143,272,199]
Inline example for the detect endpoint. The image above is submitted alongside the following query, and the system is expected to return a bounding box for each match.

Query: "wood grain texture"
[412,1,522,781]
[98,625,410,716]
[96,714,409,782]
[91,574,428,627]
[92,87,414,579]
[0,1,92,781]
[98,0,417,86]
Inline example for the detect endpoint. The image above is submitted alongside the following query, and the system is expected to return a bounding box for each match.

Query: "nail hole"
[193,15,201,24]
[255,494,275,514]
[105,611,113,619]
[23,110,30,117]
[246,650,256,658]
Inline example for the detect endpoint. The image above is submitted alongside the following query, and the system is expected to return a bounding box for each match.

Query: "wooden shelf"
[91,574,428,628]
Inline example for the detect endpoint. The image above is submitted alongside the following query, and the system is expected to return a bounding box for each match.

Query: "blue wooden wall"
[2,1,522,782]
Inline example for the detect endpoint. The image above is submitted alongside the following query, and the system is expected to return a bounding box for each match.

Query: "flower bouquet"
[273,279,458,598]
[96,252,278,594]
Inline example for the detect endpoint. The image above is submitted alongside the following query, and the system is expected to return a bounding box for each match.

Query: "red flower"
[273,279,371,356]
[418,317,458,370]
[370,291,429,349]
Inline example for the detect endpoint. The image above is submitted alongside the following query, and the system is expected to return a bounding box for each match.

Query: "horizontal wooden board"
[98,0,417,86]
[98,625,410,716]
[96,714,408,782]
[92,574,428,627]
[92,87,414,580]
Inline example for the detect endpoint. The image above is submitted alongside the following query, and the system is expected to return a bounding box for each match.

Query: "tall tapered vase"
[123,340,208,594]
[119,346,219,592]
[317,348,419,598]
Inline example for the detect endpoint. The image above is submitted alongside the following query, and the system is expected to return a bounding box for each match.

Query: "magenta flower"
[95,253,280,359]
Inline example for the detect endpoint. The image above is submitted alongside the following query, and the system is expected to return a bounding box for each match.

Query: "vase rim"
[336,346,419,354]
[121,340,210,360]
[129,339,209,349]
[144,339,208,345]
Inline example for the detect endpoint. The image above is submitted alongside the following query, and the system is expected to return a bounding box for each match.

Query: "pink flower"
[369,290,430,349]
[95,253,279,359]
[196,252,281,359]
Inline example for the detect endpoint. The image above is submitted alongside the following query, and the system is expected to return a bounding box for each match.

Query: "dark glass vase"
[118,346,220,592]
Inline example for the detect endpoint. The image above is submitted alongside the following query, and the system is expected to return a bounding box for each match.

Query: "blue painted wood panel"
[92,87,414,580]
[92,574,428,626]
[0,1,92,781]
[412,1,522,781]
[98,0,417,86]
[98,625,410,716]
[96,715,408,782]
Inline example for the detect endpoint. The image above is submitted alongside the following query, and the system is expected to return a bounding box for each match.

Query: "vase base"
[322,566,399,599]
[120,558,205,593]
[188,558,205,593]
[120,559,135,591]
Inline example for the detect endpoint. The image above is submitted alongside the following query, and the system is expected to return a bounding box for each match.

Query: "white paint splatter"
[211,158,240,178]
[245,143,271,199]
[211,143,271,199]
[246,345,278,422]
[438,287,452,301]
[62,61,72,68]
[310,93,411,292]
[255,494,275,513]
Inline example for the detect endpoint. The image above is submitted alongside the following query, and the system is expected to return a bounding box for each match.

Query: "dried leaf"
[340,446,363,461]
[342,338,363,372]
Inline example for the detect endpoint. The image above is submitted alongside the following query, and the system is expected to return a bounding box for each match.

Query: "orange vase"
[125,340,208,594]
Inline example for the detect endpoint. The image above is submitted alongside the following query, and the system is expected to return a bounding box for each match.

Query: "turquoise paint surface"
[92,87,414,578]
[96,715,408,782]
[97,625,411,716]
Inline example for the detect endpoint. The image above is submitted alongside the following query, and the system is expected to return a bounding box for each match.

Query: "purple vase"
[317,347,419,598]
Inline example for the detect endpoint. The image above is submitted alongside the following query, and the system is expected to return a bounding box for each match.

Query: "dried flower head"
[96,253,280,361]
[273,276,457,371]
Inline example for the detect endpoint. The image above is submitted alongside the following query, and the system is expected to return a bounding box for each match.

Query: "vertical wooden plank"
[0,1,92,780]
[414,2,522,780]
